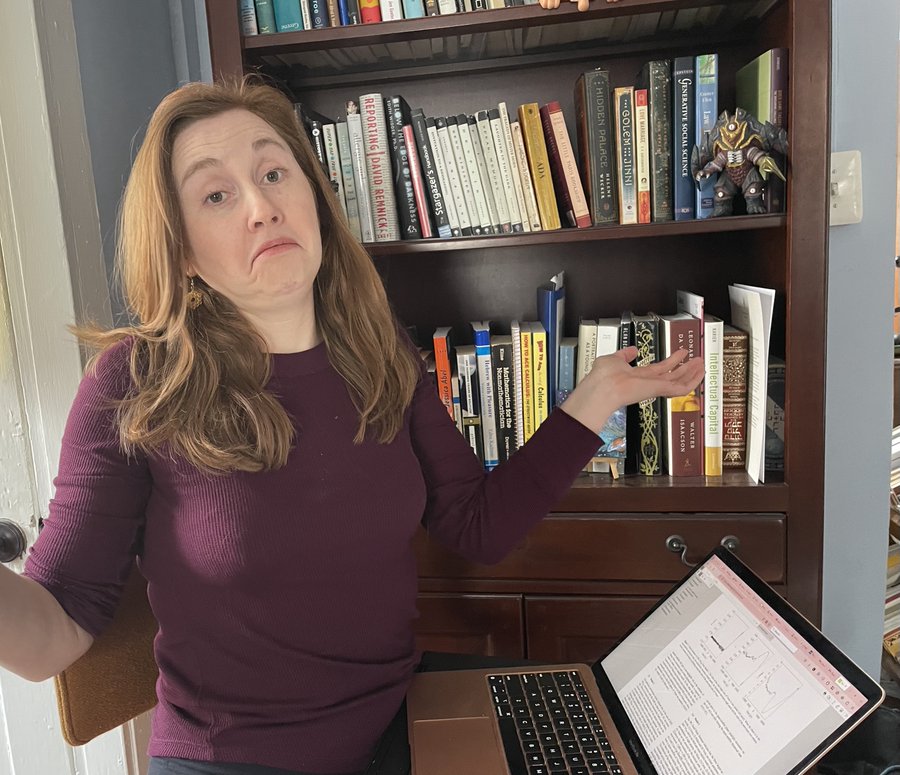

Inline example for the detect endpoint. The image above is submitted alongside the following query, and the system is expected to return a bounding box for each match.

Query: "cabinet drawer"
[415,593,524,658]
[525,596,658,663]
[416,514,785,583]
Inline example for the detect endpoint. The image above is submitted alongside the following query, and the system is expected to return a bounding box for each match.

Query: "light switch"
[829,150,863,226]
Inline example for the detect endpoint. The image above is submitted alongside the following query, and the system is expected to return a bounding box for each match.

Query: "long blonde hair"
[75,77,420,474]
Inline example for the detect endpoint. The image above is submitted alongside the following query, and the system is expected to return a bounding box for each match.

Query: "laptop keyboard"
[487,671,623,775]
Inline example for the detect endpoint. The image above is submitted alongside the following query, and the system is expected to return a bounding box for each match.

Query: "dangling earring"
[187,276,203,309]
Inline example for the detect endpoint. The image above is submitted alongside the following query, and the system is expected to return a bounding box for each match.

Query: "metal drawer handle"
[665,534,741,567]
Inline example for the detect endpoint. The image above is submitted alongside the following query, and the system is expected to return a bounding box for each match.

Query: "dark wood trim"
[365,215,786,256]
[784,0,830,624]
[205,0,244,81]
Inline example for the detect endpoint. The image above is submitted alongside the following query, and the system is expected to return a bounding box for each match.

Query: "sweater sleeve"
[22,340,152,638]
[408,363,602,565]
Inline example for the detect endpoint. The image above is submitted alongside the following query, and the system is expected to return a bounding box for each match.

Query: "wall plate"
[829,150,863,226]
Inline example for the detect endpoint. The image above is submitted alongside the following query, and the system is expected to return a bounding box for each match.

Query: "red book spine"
[432,331,454,418]
[403,124,433,239]
[359,0,382,23]
[667,317,703,476]
[539,103,576,228]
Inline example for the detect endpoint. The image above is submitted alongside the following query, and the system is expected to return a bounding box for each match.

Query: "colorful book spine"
[557,337,577,404]
[432,326,454,419]
[662,313,702,476]
[627,314,663,475]
[273,0,304,30]
[254,0,277,32]
[410,109,452,238]
[672,56,696,220]
[455,345,484,463]
[386,95,422,240]
[532,322,549,430]
[359,0,382,22]
[402,122,432,239]
[471,321,499,469]
[704,315,724,476]
[239,0,259,35]
[637,60,673,222]
[491,335,517,463]
[634,88,651,224]
[722,325,749,469]
[694,53,718,219]
[510,320,525,449]
[519,322,536,443]
[539,102,591,228]
[518,102,560,231]
[344,0,361,23]
[765,355,785,473]
[613,87,637,225]
[360,93,400,242]
[402,0,426,18]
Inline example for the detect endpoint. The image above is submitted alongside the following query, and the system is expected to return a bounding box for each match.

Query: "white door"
[0,1,148,774]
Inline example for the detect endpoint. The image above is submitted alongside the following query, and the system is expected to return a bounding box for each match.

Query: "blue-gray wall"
[71,0,209,322]
[824,0,899,677]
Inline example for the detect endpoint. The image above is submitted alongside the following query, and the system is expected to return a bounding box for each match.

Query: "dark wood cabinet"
[204,0,829,659]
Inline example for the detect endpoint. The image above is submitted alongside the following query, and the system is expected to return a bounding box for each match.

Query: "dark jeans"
[148,651,534,775]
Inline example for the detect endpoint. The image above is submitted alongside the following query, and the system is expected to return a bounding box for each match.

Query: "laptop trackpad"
[412,717,508,775]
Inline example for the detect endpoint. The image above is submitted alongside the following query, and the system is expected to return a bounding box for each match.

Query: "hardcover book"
[410,109,451,238]
[254,0,278,32]
[766,355,785,473]
[518,102,560,230]
[539,102,591,228]
[574,68,618,225]
[455,345,484,463]
[386,95,422,240]
[722,324,749,469]
[491,335,517,463]
[360,93,400,241]
[613,87,637,225]
[636,60,673,222]
[240,0,260,35]
[694,53,719,219]
[627,313,664,475]
[634,89,651,224]
[432,326,455,419]
[672,56,696,220]
[471,321,499,469]
[661,313,702,476]
[273,0,304,30]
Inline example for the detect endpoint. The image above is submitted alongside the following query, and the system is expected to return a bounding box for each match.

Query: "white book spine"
[347,113,375,243]
[456,348,480,457]
[436,119,472,233]
[510,320,525,449]
[635,90,651,224]
[360,93,400,242]
[381,0,404,19]
[437,0,457,12]
[468,117,500,232]
[447,119,481,233]
[239,0,259,34]
[427,120,460,235]
[489,110,523,232]
[335,121,361,241]
[576,320,597,385]
[475,343,499,469]
[455,117,493,234]
[498,102,531,232]
[322,123,347,218]
[476,111,510,232]
[510,120,542,231]
[298,0,312,32]
[596,318,619,356]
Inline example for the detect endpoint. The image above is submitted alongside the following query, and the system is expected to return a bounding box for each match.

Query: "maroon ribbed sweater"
[24,338,601,774]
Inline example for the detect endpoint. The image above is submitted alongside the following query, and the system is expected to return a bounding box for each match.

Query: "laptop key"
[571,768,590,775]
[546,757,566,770]
[520,729,538,741]
[526,753,546,765]
[586,761,609,773]
[528,768,549,775]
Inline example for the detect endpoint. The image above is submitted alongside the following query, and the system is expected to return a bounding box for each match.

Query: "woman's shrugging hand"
[559,346,705,434]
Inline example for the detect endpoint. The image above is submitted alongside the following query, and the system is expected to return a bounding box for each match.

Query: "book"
[613,87,637,225]
[469,115,501,233]
[722,324,749,469]
[729,283,775,483]
[360,93,400,241]
[518,322,536,443]
[410,108,451,238]
[627,313,664,475]
[510,320,526,449]
[273,0,304,30]
[491,335,517,463]
[475,110,511,232]
[455,345,484,463]
[510,121,542,232]
[254,0,278,32]
[766,355,785,473]
[402,0,426,17]
[672,56,696,220]
[471,321,499,469]
[322,123,347,219]
[518,102,560,231]
[636,60,673,222]
[426,117,462,236]
[335,121,361,241]
[239,0,260,35]
[661,313,703,476]
[557,337,577,404]
[694,54,718,219]
[703,315,724,477]
[498,102,531,233]
[532,321,549,430]
[634,88,651,224]
[386,95,422,240]
[359,0,382,22]
[455,115,494,234]
[736,48,789,213]
[676,290,706,476]
[397,108,432,239]
[446,116,481,234]
[574,68,618,225]
[380,0,403,18]
[576,319,597,385]
[346,105,375,243]
[435,116,473,236]
[432,326,454,419]
[309,0,330,27]
[537,271,565,409]
[490,107,524,232]
[539,102,591,228]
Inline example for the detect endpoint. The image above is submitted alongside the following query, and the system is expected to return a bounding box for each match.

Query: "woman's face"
[172,108,323,318]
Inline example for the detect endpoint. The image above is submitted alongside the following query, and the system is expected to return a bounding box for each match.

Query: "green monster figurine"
[691,108,788,216]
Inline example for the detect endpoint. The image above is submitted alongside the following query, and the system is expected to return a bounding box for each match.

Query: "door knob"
[0,520,27,563]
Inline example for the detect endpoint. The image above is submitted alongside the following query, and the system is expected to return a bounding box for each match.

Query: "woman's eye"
[265,169,283,183]
[205,191,225,205]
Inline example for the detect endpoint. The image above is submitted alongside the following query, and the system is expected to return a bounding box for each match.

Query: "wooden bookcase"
[204,0,829,662]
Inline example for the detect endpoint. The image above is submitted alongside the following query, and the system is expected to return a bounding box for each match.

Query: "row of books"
[886,537,900,662]
[240,0,535,33]
[424,279,780,481]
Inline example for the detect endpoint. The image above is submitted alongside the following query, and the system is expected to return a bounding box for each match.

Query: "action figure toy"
[691,108,788,216]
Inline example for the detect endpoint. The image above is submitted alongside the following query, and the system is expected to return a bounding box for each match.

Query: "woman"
[3,79,702,775]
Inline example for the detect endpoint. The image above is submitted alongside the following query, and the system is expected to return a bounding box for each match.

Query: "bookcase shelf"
[205,0,829,653]
[365,214,786,255]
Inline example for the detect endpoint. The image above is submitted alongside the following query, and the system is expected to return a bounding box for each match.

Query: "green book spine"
[254,0,277,32]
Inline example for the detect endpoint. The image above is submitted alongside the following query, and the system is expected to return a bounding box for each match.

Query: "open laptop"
[406,547,885,775]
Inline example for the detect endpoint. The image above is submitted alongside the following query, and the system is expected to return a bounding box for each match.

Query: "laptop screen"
[595,549,883,775]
